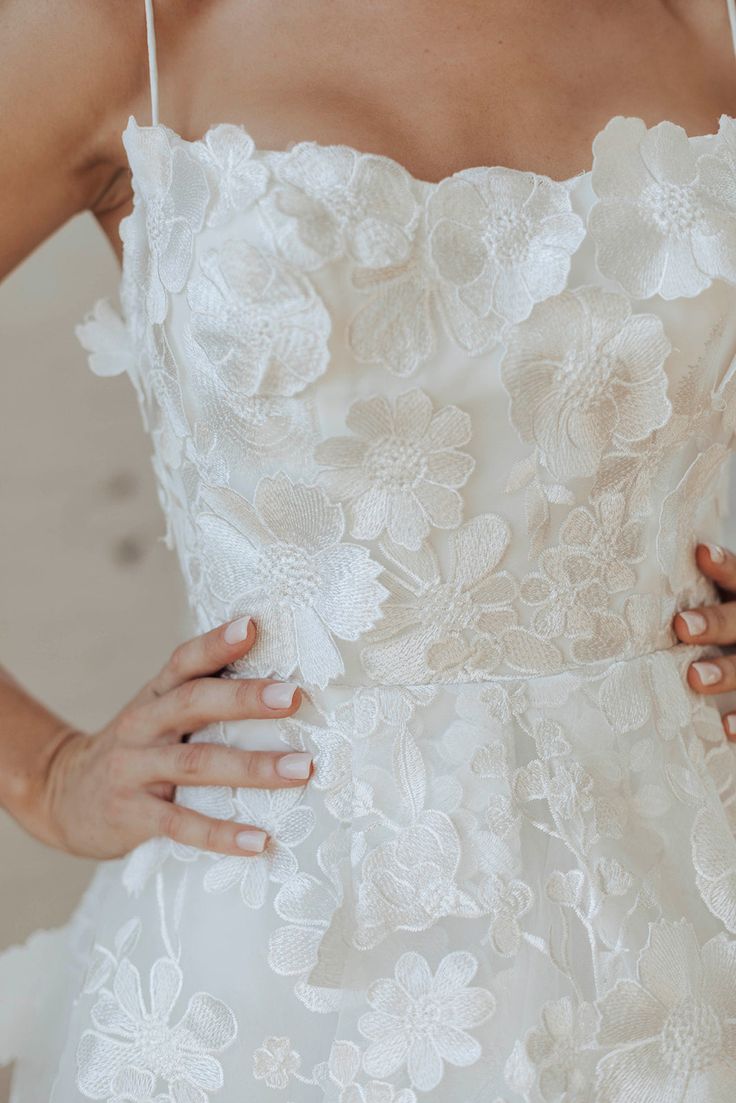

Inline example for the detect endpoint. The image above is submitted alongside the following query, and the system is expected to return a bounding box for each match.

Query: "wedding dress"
[6,1,736,1099]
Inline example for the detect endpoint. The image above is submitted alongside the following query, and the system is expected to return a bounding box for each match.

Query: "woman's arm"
[0,0,144,282]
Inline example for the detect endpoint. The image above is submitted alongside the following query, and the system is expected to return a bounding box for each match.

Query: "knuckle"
[167,642,190,678]
[176,678,207,716]
[203,819,225,854]
[711,604,730,636]
[239,750,271,785]
[234,679,257,714]
[158,804,183,841]
[176,741,209,779]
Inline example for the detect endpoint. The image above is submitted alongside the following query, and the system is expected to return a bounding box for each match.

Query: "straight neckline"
[123,111,727,194]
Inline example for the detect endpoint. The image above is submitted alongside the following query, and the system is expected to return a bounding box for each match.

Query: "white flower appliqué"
[187,239,332,396]
[427,169,585,325]
[122,122,210,324]
[358,950,495,1092]
[501,285,672,480]
[194,124,270,226]
[594,918,736,1102]
[588,116,736,299]
[315,388,475,550]
[198,475,388,687]
[77,954,237,1101]
[261,143,418,270]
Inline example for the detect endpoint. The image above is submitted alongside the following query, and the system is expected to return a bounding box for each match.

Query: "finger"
[673,600,736,646]
[694,543,736,596]
[136,742,313,789]
[686,653,736,695]
[140,795,271,856]
[721,711,736,742]
[125,677,302,742]
[148,617,257,698]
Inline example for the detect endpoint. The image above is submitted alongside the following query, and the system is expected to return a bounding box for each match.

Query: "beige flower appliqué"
[315,388,475,550]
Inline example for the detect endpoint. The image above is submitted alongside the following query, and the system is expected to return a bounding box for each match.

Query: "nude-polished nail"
[224,616,252,644]
[725,715,736,737]
[692,661,722,686]
[235,828,267,852]
[705,543,726,564]
[276,752,312,780]
[679,610,707,636]
[262,682,299,709]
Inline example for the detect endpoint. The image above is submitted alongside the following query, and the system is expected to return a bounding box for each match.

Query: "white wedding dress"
[7,1,736,1099]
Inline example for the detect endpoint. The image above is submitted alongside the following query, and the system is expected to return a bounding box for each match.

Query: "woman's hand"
[17,616,311,860]
[674,542,736,740]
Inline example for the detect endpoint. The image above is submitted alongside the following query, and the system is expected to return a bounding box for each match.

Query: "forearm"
[0,664,78,824]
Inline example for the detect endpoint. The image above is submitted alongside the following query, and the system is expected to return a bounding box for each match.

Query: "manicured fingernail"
[235,828,267,852]
[692,661,722,686]
[261,682,299,709]
[224,616,252,644]
[725,714,736,738]
[276,752,312,779]
[705,543,726,564]
[680,610,707,636]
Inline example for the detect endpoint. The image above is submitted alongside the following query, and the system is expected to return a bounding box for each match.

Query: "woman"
[3,0,736,1098]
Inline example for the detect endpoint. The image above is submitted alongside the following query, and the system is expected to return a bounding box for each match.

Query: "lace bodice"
[76,107,736,690]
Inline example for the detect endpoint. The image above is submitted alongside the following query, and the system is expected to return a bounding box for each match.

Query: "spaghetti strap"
[727,0,736,59]
[143,0,160,126]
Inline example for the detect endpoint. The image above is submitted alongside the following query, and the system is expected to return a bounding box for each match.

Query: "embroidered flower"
[427,169,585,324]
[122,121,210,323]
[594,919,736,1102]
[356,811,478,949]
[198,475,388,688]
[77,955,237,1100]
[280,697,377,821]
[477,872,534,957]
[261,143,418,270]
[691,807,736,933]
[559,492,646,593]
[358,950,495,1092]
[74,297,135,378]
[519,546,609,641]
[348,168,583,374]
[203,787,315,907]
[252,1035,301,1089]
[315,389,475,549]
[524,997,597,1101]
[501,285,672,480]
[361,514,518,682]
[194,124,270,225]
[187,239,332,396]
[588,116,736,299]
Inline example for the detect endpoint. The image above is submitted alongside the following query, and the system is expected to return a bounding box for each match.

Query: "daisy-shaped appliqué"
[588,115,736,299]
[197,475,389,688]
[315,388,475,550]
[76,954,237,1102]
[358,949,495,1092]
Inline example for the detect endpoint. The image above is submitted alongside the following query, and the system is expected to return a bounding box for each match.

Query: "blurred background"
[0,213,188,1099]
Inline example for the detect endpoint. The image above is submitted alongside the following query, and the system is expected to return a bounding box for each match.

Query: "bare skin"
[1,0,736,860]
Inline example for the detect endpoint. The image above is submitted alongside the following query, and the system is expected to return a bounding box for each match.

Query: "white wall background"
[0,214,187,1100]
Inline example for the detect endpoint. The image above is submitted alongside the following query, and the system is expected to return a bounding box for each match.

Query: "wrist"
[1,723,82,845]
